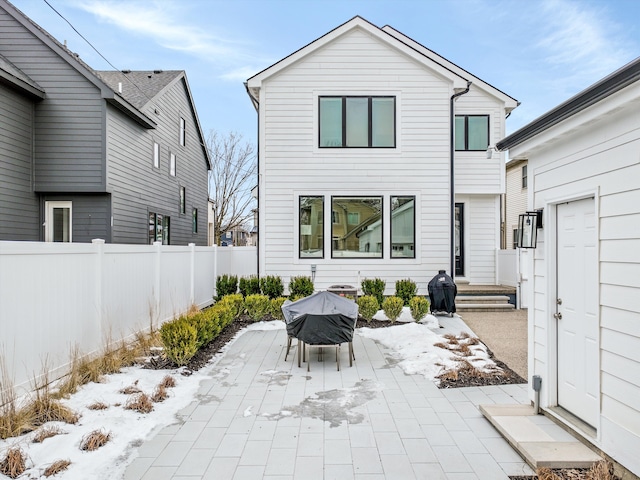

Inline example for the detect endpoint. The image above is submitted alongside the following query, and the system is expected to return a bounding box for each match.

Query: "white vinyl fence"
[496,248,529,309]
[0,240,256,394]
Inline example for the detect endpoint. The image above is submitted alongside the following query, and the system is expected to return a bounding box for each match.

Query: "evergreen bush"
[382,296,404,323]
[395,278,417,306]
[289,276,314,298]
[260,275,284,299]
[239,276,261,297]
[270,297,287,320]
[159,318,198,366]
[409,296,430,322]
[244,294,271,322]
[217,293,244,318]
[361,278,385,306]
[356,295,379,322]
[215,274,238,300]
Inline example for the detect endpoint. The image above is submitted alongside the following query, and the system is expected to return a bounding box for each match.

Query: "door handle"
[553,312,562,320]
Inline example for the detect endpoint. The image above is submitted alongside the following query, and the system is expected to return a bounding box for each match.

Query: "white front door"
[45,201,72,242]
[556,198,598,427]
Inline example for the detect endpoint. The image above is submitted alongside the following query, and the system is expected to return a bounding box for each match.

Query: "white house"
[497,57,640,476]
[245,16,518,294]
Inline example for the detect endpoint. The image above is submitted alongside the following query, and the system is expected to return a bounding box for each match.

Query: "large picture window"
[331,196,382,258]
[300,196,324,258]
[455,115,489,151]
[319,96,395,148]
[391,196,415,258]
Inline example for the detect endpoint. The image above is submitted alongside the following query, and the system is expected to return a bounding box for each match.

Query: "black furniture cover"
[428,270,457,314]
[281,291,359,345]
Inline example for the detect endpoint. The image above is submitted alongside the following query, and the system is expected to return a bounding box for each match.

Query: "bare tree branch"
[207,130,257,245]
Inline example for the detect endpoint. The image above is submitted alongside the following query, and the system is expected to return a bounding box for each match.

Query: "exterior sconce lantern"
[517,209,543,249]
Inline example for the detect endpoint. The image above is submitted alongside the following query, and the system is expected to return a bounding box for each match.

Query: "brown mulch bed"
[146,316,526,389]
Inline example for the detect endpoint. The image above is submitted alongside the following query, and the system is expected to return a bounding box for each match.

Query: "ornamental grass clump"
[382,296,404,323]
[409,296,430,322]
[80,429,111,451]
[356,295,379,322]
[289,276,314,298]
[260,275,284,299]
[244,294,271,321]
[0,446,26,478]
[43,460,71,477]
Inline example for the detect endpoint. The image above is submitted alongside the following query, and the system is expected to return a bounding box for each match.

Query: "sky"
[8,0,640,148]
[0,313,496,479]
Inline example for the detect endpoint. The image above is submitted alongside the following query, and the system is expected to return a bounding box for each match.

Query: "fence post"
[189,243,195,306]
[154,241,162,328]
[212,244,218,301]
[92,239,105,332]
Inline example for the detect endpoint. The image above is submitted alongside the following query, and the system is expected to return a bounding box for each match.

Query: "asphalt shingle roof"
[96,70,183,110]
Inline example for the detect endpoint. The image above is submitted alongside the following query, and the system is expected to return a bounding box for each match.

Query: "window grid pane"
[467,116,489,150]
[319,98,343,147]
[331,196,382,258]
[372,98,394,147]
[300,196,324,258]
[391,196,415,258]
[454,117,466,150]
[345,98,368,147]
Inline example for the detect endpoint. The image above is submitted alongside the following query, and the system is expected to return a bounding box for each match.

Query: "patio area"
[124,317,535,479]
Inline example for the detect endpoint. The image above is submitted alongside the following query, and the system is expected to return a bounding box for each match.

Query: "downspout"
[449,81,472,279]
[244,82,260,277]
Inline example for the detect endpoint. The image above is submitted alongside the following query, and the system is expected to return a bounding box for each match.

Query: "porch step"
[457,295,511,304]
[479,404,602,470]
[455,294,514,312]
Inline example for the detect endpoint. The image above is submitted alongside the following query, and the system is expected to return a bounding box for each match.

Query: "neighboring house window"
[522,165,528,188]
[391,196,415,258]
[170,153,176,176]
[45,201,72,242]
[331,196,382,258]
[300,196,324,258]
[319,96,395,148]
[179,187,186,214]
[179,117,186,146]
[153,142,160,168]
[192,208,198,234]
[454,115,489,151]
[512,228,519,250]
[149,212,170,245]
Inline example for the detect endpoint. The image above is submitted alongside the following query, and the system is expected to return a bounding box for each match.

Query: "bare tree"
[207,130,257,245]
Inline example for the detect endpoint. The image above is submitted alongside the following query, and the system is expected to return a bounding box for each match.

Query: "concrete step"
[480,404,602,470]
[456,295,511,304]
[456,304,515,312]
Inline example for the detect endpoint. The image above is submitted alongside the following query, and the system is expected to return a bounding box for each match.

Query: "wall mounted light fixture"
[517,209,543,248]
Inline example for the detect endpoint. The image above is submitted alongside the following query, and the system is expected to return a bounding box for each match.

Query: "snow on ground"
[0,315,495,479]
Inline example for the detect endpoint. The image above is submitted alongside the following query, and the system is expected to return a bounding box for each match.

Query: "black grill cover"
[428,270,457,314]
[281,291,358,345]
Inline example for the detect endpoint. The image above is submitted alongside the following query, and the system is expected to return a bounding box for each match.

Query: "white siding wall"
[505,160,528,249]
[258,28,505,292]
[518,84,640,475]
[457,194,499,283]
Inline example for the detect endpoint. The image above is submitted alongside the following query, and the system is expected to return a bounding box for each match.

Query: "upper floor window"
[179,186,186,214]
[179,117,186,146]
[192,208,198,234]
[319,96,395,148]
[455,115,489,151]
[522,165,528,189]
[170,153,176,176]
[153,142,160,168]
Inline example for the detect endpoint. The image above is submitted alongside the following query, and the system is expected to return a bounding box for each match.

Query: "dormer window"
[319,96,395,148]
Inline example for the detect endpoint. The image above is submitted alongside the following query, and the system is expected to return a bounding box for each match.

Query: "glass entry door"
[455,203,464,276]
[45,201,72,242]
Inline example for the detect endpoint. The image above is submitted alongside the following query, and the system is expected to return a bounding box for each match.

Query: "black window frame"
[299,195,324,259]
[319,96,396,148]
[390,195,416,259]
[522,165,528,189]
[331,195,383,259]
[454,114,490,151]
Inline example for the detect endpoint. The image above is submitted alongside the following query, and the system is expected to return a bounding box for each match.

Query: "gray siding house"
[0,0,211,245]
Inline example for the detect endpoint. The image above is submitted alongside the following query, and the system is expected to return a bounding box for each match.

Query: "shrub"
[289,276,314,298]
[239,276,261,297]
[188,310,221,347]
[210,302,235,329]
[159,318,198,366]
[356,295,379,322]
[395,278,417,306]
[244,294,271,322]
[362,278,385,306]
[382,296,404,323]
[409,296,430,322]
[215,274,238,300]
[270,297,287,320]
[260,275,284,299]
[217,293,244,318]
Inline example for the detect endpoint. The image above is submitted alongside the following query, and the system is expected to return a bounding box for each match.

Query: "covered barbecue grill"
[281,291,358,370]
[428,270,457,316]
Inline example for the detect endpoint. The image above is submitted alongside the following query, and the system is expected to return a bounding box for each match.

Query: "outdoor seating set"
[281,291,358,371]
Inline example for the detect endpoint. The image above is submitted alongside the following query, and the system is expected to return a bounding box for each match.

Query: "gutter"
[449,81,472,279]
[244,82,260,277]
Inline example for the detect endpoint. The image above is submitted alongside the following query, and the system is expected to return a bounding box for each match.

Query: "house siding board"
[0,83,39,240]
[256,24,508,289]
[106,78,208,245]
[510,80,640,475]
[0,8,105,192]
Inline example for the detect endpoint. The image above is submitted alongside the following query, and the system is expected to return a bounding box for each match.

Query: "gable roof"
[246,15,473,103]
[0,51,45,99]
[497,56,640,152]
[380,25,519,112]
